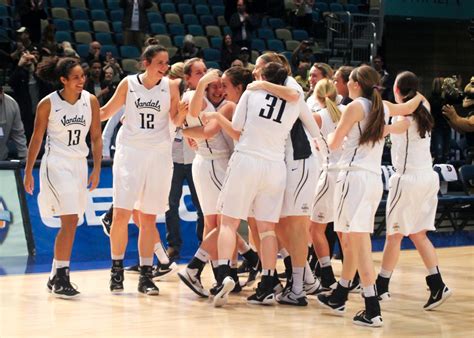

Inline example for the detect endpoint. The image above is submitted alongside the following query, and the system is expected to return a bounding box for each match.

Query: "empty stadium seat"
[71,8,89,20]
[53,19,71,31]
[75,31,93,44]
[93,20,110,32]
[55,31,72,43]
[95,32,114,45]
[155,34,172,48]
[195,4,210,15]
[210,36,222,49]
[251,38,265,52]
[268,18,285,29]
[88,0,106,10]
[177,3,193,15]
[151,23,167,34]
[109,9,123,22]
[165,13,181,24]
[292,29,309,41]
[169,23,186,36]
[200,14,216,26]
[194,36,210,48]
[266,39,284,52]
[51,8,70,20]
[202,47,220,61]
[160,3,176,14]
[147,12,163,24]
[120,45,140,59]
[122,58,139,73]
[70,0,87,9]
[275,28,292,41]
[73,19,91,31]
[76,44,89,58]
[205,25,221,37]
[91,9,108,21]
[257,28,275,40]
[183,14,199,25]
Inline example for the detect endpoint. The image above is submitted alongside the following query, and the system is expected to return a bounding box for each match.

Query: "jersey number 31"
[259,94,286,124]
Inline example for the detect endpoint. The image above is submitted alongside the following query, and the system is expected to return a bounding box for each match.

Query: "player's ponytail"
[352,66,385,146]
[36,57,81,86]
[396,71,434,138]
[315,79,342,123]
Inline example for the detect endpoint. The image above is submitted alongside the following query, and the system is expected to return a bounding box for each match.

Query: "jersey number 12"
[140,113,155,129]
[259,94,286,124]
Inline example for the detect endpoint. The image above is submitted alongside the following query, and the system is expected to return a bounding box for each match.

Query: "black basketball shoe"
[100,206,113,237]
[353,296,383,327]
[424,273,452,310]
[152,262,178,281]
[247,276,276,306]
[317,283,349,315]
[53,267,80,299]
[110,261,124,293]
[138,266,159,296]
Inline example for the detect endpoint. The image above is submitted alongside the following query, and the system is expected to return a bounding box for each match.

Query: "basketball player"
[310,78,346,292]
[24,57,102,298]
[247,52,322,306]
[377,71,452,310]
[178,67,257,297]
[316,65,426,327]
[209,62,320,307]
[100,45,180,295]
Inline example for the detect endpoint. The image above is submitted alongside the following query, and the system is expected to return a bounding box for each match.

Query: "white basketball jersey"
[390,103,432,172]
[337,97,389,174]
[232,89,303,161]
[183,91,231,158]
[45,90,91,158]
[316,104,345,170]
[117,74,171,149]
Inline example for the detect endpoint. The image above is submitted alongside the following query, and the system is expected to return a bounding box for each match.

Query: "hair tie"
[372,85,383,91]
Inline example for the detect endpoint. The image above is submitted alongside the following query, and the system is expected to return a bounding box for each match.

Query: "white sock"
[50,259,57,279]
[304,262,315,284]
[140,257,153,267]
[428,266,439,276]
[238,241,251,254]
[279,248,290,258]
[56,260,70,269]
[339,278,350,288]
[379,268,393,279]
[292,267,304,294]
[111,254,125,260]
[318,256,331,268]
[363,285,377,298]
[154,242,170,265]
[195,248,210,263]
[211,260,219,268]
[262,269,274,276]
[217,259,230,266]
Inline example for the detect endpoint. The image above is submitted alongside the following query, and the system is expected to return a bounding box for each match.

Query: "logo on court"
[0,198,12,229]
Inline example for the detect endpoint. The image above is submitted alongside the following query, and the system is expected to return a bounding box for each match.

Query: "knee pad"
[259,230,276,240]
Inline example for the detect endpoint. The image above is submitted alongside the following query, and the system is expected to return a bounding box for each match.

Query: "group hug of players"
[23,44,451,328]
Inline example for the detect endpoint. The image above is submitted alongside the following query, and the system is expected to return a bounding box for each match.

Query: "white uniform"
[219,88,319,222]
[386,110,438,236]
[311,104,346,223]
[280,77,320,217]
[185,96,231,215]
[334,97,389,233]
[38,90,91,217]
[113,75,173,214]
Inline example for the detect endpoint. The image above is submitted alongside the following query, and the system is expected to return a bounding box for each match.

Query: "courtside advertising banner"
[24,166,200,260]
[0,169,29,257]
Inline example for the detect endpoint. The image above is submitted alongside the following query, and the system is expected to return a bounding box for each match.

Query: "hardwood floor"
[0,247,473,337]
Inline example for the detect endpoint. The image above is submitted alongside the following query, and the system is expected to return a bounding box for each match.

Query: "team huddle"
[23,45,452,328]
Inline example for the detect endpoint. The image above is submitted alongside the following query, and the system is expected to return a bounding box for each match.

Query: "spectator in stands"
[165,58,206,260]
[40,24,59,57]
[100,66,118,105]
[229,0,259,48]
[294,61,311,92]
[230,58,244,68]
[429,77,453,164]
[10,27,38,63]
[8,50,40,141]
[291,40,313,72]
[16,0,47,44]
[220,34,240,70]
[171,35,203,64]
[237,47,254,72]
[85,41,106,66]
[372,55,394,102]
[85,60,108,105]
[334,65,354,105]
[293,0,314,32]
[120,0,153,50]
[103,52,124,83]
[0,85,27,160]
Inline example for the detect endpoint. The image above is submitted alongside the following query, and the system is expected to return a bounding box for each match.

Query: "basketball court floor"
[0,246,472,337]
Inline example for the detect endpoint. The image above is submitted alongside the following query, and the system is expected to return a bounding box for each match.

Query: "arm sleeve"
[232,91,249,131]
[10,100,28,158]
[298,97,320,138]
[102,107,124,157]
